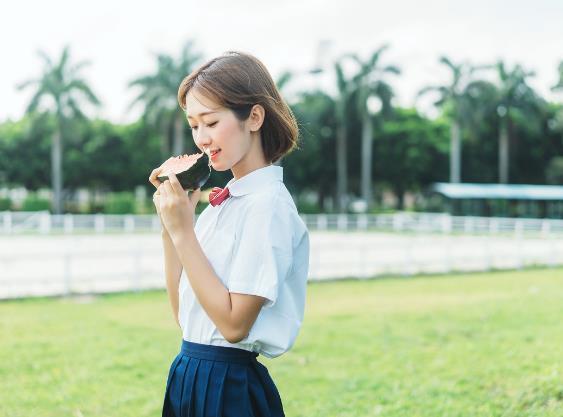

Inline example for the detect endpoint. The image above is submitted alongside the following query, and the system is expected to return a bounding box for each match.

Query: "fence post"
[317,214,327,230]
[358,214,368,231]
[95,214,105,234]
[125,215,135,233]
[515,220,523,239]
[441,215,452,234]
[337,214,347,231]
[39,212,51,234]
[3,212,12,234]
[541,220,550,239]
[64,214,74,234]
[393,214,403,232]
[489,218,499,235]
[464,217,474,234]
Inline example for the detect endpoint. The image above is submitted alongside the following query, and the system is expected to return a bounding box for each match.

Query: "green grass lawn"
[1,268,562,417]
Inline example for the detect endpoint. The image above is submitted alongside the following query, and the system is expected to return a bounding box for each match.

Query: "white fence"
[2,211,563,236]
[1,231,562,300]
[1,211,562,300]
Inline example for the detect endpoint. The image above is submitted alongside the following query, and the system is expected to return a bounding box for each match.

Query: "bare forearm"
[172,229,236,340]
[162,230,183,327]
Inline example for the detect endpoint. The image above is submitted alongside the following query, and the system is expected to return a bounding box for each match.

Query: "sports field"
[1,268,561,417]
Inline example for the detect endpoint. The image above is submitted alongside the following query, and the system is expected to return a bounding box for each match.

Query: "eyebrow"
[186,111,218,120]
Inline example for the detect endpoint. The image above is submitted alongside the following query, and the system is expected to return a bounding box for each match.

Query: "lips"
[211,149,221,160]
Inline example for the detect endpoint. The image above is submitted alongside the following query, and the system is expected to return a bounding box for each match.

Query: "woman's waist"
[180,339,259,364]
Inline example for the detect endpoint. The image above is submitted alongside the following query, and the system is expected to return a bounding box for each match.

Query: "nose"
[192,127,212,152]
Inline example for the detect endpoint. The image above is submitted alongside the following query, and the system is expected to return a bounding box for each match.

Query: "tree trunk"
[450,121,461,183]
[361,112,373,210]
[395,188,405,210]
[51,125,63,214]
[160,128,170,158]
[317,185,326,212]
[172,113,184,155]
[336,103,348,213]
[335,96,348,213]
[499,116,509,184]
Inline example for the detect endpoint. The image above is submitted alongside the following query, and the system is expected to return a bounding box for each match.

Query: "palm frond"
[276,71,293,91]
[66,79,101,106]
[368,44,390,69]
[16,78,39,91]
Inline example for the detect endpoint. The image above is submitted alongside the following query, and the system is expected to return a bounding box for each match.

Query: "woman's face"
[185,89,266,179]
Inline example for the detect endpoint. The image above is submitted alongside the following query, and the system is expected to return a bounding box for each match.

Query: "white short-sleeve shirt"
[177,164,310,359]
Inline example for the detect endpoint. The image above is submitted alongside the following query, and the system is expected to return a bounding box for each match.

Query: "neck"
[231,133,270,180]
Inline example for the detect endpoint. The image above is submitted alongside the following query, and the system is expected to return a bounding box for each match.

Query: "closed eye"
[189,121,218,131]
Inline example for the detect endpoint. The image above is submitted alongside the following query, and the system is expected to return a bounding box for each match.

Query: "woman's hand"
[149,166,164,189]
[149,167,167,231]
[158,172,201,243]
[152,191,166,231]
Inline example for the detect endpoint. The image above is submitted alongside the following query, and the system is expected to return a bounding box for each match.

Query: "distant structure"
[430,183,563,218]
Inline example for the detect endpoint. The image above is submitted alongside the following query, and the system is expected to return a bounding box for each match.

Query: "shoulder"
[239,182,301,222]
[236,183,308,244]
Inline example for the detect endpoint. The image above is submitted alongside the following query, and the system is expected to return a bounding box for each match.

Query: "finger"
[153,196,161,212]
[189,188,202,206]
[162,179,174,196]
[149,168,163,188]
[167,172,184,194]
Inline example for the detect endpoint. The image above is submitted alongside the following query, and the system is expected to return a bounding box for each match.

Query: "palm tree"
[128,41,203,157]
[418,56,488,184]
[17,45,100,214]
[493,61,542,184]
[550,61,563,134]
[553,61,563,91]
[346,45,400,210]
[333,60,356,212]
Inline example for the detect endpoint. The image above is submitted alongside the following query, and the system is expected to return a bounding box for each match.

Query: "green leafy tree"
[375,108,449,209]
[345,45,400,210]
[546,157,563,185]
[287,91,337,211]
[332,59,357,212]
[17,45,100,214]
[0,114,53,190]
[550,61,563,137]
[128,40,203,157]
[493,61,544,183]
[418,56,490,184]
[553,61,563,91]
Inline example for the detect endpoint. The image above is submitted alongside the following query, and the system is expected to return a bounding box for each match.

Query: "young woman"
[149,51,310,417]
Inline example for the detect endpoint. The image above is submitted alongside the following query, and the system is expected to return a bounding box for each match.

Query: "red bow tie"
[208,186,231,207]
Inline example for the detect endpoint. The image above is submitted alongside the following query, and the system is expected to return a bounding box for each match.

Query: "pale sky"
[1,0,562,124]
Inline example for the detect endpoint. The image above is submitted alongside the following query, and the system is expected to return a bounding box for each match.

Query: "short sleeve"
[227,202,293,308]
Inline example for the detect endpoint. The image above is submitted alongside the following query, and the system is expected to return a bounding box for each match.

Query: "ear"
[248,104,265,132]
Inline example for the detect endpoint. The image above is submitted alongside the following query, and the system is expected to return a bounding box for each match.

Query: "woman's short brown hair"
[177,51,299,164]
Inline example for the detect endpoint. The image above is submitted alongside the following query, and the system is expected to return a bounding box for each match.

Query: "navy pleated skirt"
[162,340,285,417]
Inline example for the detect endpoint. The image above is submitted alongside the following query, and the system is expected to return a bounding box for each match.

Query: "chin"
[211,161,232,172]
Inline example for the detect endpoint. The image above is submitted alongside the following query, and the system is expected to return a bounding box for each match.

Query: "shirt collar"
[225,165,283,197]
